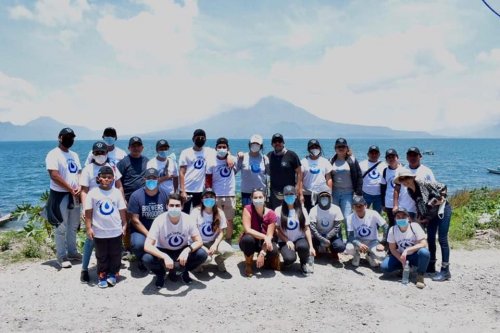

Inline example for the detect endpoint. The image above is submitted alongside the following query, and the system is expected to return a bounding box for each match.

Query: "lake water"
[0,138,499,227]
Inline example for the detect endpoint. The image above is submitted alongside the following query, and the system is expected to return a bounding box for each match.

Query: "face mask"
[310,149,320,157]
[396,218,409,228]
[93,154,107,165]
[194,137,206,148]
[250,144,261,153]
[318,196,331,210]
[158,150,168,159]
[103,136,116,146]
[202,198,216,208]
[217,148,228,158]
[252,198,265,207]
[167,207,182,218]
[61,137,74,149]
[145,179,158,191]
[284,195,296,205]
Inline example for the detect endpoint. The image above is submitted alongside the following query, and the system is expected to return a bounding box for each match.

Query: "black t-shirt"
[117,155,149,200]
[267,150,301,192]
[127,187,168,232]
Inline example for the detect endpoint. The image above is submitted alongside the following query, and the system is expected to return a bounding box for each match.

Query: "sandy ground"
[0,249,499,333]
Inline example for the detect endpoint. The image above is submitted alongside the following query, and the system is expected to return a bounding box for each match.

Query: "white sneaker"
[366,253,379,267]
[57,259,72,269]
[352,252,360,267]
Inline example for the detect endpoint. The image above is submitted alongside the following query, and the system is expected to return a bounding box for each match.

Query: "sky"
[0,0,499,134]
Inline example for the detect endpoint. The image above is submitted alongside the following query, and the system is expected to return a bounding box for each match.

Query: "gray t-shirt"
[237,153,269,194]
[332,159,353,191]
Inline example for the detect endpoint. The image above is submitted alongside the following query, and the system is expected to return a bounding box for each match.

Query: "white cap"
[249,134,263,145]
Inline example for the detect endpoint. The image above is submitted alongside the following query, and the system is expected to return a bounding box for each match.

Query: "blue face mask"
[145,179,158,191]
[396,218,409,228]
[284,195,296,205]
[158,150,168,159]
[103,136,116,146]
[202,198,216,208]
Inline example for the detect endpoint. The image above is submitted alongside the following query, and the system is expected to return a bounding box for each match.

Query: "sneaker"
[300,264,310,276]
[98,279,108,288]
[67,252,83,261]
[351,252,360,267]
[331,251,339,262]
[80,270,90,283]
[57,258,72,269]
[107,274,117,287]
[416,273,426,289]
[214,256,226,272]
[137,261,148,272]
[366,253,379,268]
[155,274,165,289]
[168,270,179,282]
[181,271,193,285]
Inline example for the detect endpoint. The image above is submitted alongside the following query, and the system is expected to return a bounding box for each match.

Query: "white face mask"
[310,149,320,157]
[217,148,228,158]
[250,144,261,153]
[93,154,107,165]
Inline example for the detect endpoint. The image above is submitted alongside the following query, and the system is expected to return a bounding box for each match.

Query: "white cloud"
[477,49,500,65]
[9,5,34,20]
[8,0,91,27]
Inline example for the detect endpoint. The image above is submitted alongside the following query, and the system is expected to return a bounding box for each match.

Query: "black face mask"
[194,137,206,148]
[61,137,74,149]
[318,196,331,210]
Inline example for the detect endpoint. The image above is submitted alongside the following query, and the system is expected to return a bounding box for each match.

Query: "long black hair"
[280,197,306,231]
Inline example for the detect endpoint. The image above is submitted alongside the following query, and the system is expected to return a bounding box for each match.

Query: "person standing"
[147,139,178,195]
[84,127,127,167]
[359,145,386,213]
[380,148,404,227]
[267,133,302,209]
[117,136,149,201]
[45,128,82,269]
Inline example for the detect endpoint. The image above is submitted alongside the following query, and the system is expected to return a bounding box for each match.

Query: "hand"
[376,243,385,252]
[299,194,305,203]
[208,245,217,256]
[400,250,408,265]
[264,236,273,251]
[178,248,190,266]
[392,206,399,213]
[237,151,244,159]
[310,248,316,257]
[122,224,127,236]
[320,239,331,247]
[163,256,174,270]
[256,252,265,268]
[86,227,94,240]
[286,241,295,250]
[180,191,188,201]
[358,243,369,253]
[71,186,81,196]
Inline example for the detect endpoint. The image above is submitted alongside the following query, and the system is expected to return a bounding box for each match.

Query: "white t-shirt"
[148,212,200,250]
[146,157,178,194]
[190,206,227,243]
[397,165,434,214]
[387,222,426,254]
[275,206,310,242]
[308,204,344,235]
[179,147,216,193]
[207,156,237,196]
[79,163,122,190]
[84,187,126,239]
[359,160,387,195]
[347,209,386,242]
[84,146,127,167]
[45,147,82,192]
[301,156,333,193]
[380,165,411,209]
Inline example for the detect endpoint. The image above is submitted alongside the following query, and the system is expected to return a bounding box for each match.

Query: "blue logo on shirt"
[167,234,185,248]
[398,239,415,250]
[368,169,380,179]
[309,164,320,174]
[67,159,78,173]
[201,223,214,237]
[98,199,114,216]
[357,225,371,238]
[320,219,330,228]
[389,177,396,189]
[219,166,231,178]
[250,163,261,173]
[194,158,205,170]
[287,219,299,230]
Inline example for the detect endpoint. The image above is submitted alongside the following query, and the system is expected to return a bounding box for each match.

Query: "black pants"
[267,190,283,210]
[239,234,279,258]
[279,238,310,265]
[94,235,122,275]
[142,246,207,276]
[182,192,203,214]
[385,207,395,227]
[303,194,314,213]
[312,234,346,253]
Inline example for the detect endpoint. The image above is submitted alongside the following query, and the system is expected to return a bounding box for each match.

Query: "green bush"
[0,237,10,251]
[232,194,243,243]
[22,238,42,258]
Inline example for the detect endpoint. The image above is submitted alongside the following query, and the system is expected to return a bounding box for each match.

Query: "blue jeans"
[381,248,431,274]
[82,237,94,271]
[131,232,147,261]
[363,192,382,213]
[55,195,80,260]
[142,247,207,276]
[426,203,452,263]
[332,190,353,239]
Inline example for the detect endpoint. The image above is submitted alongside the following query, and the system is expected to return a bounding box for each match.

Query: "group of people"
[45,126,452,290]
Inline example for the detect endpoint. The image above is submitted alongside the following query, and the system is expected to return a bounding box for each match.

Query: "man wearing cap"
[147,139,178,195]
[179,129,216,213]
[117,136,149,201]
[128,168,169,270]
[84,127,127,167]
[267,133,302,209]
[359,145,386,214]
[236,134,270,207]
[45,128,83,269]
[380,149,405,226]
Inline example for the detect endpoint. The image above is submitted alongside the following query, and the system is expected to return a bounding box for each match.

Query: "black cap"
[394,207,410,216]
[58,128,75,137]
[385,148,398,158]
[308,139,321,150]
[283,185,296,195]
[271,133,284,143]
[128,136,143,147]
[407,147,421,156]
[202,187,216,197]
[92,141,107,153]
[335,137,348,147]
[318,185,331,197]
[216,137,229,146]
[352,196,367,206]
[156,139,169,150]
[368,145,380,153]
[144,168,159,178]
[192,129,206,138]
[102,127,117,138]
[98,166,114,176]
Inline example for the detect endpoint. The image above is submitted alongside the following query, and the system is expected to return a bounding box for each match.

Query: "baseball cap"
[216,137,229,146]
[249,134,263,145]
[407,147,421,156]
[156,139,170,150]
[271,133,284,143]
[202,187,216,197]
[352,196,367,206]
[283,185,296,195]
[98,166,114,176]
[58,128,75,137]
[128,136,143,147]
[368,145,380,153]
[308,139,321,150]
[102,127,117,138]
[192,129,206,138]
[394,207,410,217]
[335,138,348,147]
[144,168,159,179]
[385,148,398,158]
[92,141,107,153]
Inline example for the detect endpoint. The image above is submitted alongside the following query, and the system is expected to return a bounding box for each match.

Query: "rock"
[137,312,142,317]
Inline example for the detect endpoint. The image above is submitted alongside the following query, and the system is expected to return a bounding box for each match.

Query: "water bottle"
[307,255,314,274]
[402,260,410,285]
